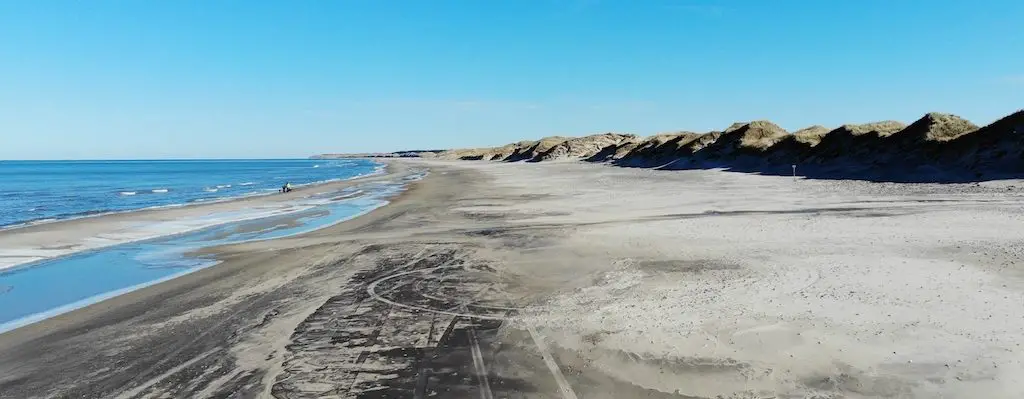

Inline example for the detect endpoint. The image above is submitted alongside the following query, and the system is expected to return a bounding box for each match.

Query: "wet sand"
[2,160,1024,398]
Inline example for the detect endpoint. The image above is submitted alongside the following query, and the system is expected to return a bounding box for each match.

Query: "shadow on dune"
[436,109,1024,183]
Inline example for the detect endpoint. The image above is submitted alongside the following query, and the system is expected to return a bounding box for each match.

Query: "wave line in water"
[0,159,382,228]
[0,177,411,333]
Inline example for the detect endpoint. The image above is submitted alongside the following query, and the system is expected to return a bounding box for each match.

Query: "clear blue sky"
[1,1,1021,159]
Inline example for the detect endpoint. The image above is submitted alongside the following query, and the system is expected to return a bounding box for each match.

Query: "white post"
[792,164,797,181]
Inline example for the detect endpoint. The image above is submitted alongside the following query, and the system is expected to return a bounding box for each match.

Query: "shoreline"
[0,164,421,334]
[0,160,391,273]
[2,160,1023,398]
[0,159,439,354]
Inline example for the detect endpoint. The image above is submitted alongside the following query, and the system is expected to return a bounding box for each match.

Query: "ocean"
[0,158,416,332]
[0,159,382,228]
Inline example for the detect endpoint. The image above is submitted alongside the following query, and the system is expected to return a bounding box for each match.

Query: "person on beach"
[281,182,293,193]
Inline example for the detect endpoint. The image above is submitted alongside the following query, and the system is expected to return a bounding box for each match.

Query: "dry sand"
[1,160,1023,398]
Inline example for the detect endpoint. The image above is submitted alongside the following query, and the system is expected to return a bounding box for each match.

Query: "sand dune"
[792,125,831,145]
[701,120,790,156]
[436,109,1024,182]
[609,132,695,165]
[536,133,636,162]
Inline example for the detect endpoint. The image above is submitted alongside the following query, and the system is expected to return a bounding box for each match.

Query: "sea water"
[0,159,381,228]
[0,160,420,333]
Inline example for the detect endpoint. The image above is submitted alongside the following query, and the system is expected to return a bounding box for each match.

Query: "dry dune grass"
[736,120,790,150]
[684,131,722,152]
[505,136,571,161]
[538,133,636,161]
[699,120,789,156]
[612,132,703,164]
[611,140,642,159]
[910,112,979,141]
[636,133,689,149]
[792,125,831,146]
[483,143,523,160]
[839,120,907,137]
[433,109,1023,181]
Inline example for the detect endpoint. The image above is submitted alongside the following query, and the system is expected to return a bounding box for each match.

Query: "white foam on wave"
[152,189,169,193]
[120,191,137,196]
[293,178,341,189]
[332,189,365,200]
[216,184,232,189]
[0,176,420,339]
[0,199,325,275]
[0,218,64,234]
[1,180,407,330]
[341,164,388,182]
[5,162,388,233]
[0,160,396,270]
[190,196,233,203]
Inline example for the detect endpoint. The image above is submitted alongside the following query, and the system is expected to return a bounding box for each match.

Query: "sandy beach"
[2,160,1024,398]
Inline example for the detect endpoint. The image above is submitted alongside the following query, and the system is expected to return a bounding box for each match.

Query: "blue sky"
[1,0,1021,159]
